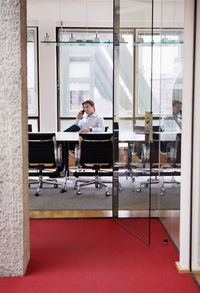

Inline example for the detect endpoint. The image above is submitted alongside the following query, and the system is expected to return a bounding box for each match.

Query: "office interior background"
[1,0,200,281]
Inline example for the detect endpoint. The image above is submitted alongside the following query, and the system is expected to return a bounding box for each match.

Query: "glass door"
[154,1,183,249]
[113,0,153,244]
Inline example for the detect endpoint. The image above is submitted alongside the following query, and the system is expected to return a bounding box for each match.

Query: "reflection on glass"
[135,30,183,116]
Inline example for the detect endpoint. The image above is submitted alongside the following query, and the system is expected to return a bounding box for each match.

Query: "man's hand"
[79,128,90,133]
[77,110,84,120]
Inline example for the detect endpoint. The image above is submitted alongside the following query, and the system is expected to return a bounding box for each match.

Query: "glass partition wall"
[113,0,153,244]
[113,0,183,244]
[29,1,183,236]
[154,0,184,250]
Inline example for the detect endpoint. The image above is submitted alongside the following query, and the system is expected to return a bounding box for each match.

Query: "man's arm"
[91,117,105,132]
[79,117,105,133]
[74,110,84,128]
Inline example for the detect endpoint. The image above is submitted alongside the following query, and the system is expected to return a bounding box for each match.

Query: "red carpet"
[0,219,199,293]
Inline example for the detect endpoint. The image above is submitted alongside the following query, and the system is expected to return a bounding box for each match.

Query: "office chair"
[29,133,67,196]
[28,124,32,132]
[135,127,165,192]
[74,133,113,196]
[160,133,181,195]
[69,126,109,167]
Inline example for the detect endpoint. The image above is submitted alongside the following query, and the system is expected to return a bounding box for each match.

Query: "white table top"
[31,131,180,143]
[56,132,79,142]
[55,132,145,142]
[119,132,145,142]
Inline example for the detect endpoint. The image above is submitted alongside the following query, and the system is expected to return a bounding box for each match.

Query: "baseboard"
[175,261,190,274]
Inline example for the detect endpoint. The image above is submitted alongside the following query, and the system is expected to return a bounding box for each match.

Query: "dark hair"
[173,100,182,107]
[82,100,95,107]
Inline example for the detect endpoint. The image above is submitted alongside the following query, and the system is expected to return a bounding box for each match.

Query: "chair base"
[74,175,111,196]
[160,177,180,195]
[29,175,67,196]
[136,177,159,192]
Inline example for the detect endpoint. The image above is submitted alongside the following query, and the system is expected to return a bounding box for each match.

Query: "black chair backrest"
[152,125,162,141]
[28,124,32,132]
[79,133,113,167]
[175,133,181,163]
[29,133,56,166]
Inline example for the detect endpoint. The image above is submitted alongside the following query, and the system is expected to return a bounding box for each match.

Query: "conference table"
[56,131,145,142]
[56,131,179,143]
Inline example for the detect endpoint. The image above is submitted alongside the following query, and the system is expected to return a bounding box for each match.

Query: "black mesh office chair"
[160,133,181,195]
[136,127,164,192]
[29,133,67,196]
[65,126,109,164]
[28,124,32,132]
[74,133,113,196]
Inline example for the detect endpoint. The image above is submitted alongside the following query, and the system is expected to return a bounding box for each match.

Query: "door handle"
[145,111,153,144]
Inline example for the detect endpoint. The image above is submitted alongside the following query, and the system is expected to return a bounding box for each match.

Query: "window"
[58,28,183,132]
[135,29,184,117]
[27,27,39,131]
[58,29,113,130]
[119,31,134,119]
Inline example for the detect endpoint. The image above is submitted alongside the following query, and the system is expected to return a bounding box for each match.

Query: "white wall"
[192,0,200,271]
[178,0,194,271]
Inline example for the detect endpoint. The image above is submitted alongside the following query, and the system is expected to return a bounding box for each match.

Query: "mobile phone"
[81,109,85,114]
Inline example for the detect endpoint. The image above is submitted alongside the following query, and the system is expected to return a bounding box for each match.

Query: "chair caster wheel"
[137,188,141,192]
[54,184,58,188]
[60,189,66,193]
[106,191,110,196]
[35,192,39,197]
[76,190,81,195]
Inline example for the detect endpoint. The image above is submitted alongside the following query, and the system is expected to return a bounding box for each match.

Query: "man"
[172,100,182,129]
[64,100,105,161]
[64,99,105,133]
[161,100,182,132]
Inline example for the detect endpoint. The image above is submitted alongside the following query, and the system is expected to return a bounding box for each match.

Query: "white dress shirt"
[74,112,105,132]
[161,115,182,132]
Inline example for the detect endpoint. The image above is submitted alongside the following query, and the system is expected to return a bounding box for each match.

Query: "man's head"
[82,100,95,116]
[173,100,182,116]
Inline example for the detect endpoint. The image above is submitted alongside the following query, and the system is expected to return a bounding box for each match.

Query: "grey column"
[0,0,30,276]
